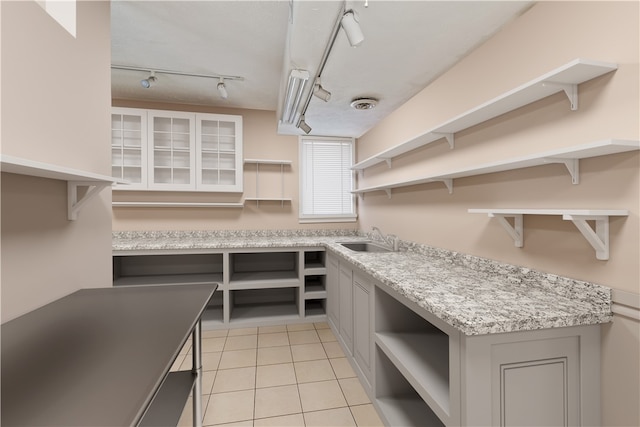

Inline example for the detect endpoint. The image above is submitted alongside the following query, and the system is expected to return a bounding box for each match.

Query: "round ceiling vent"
[350,97,378,110]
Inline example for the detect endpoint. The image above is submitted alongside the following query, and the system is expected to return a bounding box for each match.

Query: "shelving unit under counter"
[374,286,461,426]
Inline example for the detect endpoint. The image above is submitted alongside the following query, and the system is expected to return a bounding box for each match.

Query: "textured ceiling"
[111,1,533,137]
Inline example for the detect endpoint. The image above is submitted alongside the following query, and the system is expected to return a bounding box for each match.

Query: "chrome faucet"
[371,226,400,251]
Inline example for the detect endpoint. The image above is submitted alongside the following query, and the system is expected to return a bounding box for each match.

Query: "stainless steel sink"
[339,241,392,253]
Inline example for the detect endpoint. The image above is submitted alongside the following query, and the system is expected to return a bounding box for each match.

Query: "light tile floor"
[173,322,384,427]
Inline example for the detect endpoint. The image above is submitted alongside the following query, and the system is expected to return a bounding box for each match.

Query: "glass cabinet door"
[148,111,195,189]
[111,108,147,189]
[196,114,243,192]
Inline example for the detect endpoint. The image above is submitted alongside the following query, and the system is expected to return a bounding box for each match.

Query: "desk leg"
[192,320,203,427]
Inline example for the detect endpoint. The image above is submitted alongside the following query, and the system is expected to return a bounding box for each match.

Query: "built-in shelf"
[352,58,618,171]
[376,332,450,418]
[244,158,292,207]
[469,208,630,260]
[112,201,244,208]
[353,139,640,197]
[1,154,123,220]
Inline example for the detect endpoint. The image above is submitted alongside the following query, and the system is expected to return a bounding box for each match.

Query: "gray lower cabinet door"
[326,254,340,329]
[490,336,580,427]
[339,265,354,354]
[352,273,372,385]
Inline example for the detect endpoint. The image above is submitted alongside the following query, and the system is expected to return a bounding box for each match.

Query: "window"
[299,136,356,223]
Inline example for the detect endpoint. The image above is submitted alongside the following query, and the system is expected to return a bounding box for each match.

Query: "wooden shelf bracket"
[470,209,629,260]
[563,214,610,260]
[68,181,112,220]
[543,157,580,184]
[489,213,524,247]
[542,82,578,110]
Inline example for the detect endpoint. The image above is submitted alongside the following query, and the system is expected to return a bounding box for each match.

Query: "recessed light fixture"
[350,97,378,110]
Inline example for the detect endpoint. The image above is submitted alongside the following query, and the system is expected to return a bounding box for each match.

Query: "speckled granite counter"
[113,230,612,335]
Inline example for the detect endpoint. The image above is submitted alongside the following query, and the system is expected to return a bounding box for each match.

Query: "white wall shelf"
[468,208,630,260]
[244,159,292,207]
[352,58,618,172]
[353,139,640,197]
[112,201,244,208]
[1,154,122,220]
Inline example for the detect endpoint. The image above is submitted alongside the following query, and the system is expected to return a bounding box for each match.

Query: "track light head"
[341,10,364,47]
[297,115,312,134]
[140,71,156,89]
[217,78,228,99]
[313,83,331,102]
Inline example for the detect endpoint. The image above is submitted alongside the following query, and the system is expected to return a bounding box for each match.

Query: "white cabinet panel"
[111,108,243,192]
[353,273,372,385]
[148,110,195,190]
[112,108,147,189]
[339,264,354,354]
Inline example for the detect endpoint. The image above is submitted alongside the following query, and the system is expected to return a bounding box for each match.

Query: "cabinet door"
[148,111,196,190]
[111,108,147,189]
[326,254,340,330]
[196,113,243,192]
[338,265,353,354]
[353,273,372,385]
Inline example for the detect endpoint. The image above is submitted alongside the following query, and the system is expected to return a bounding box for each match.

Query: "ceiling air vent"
[350,97,378,110]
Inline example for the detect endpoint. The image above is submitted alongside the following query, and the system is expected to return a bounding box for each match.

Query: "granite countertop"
[113,230,612,336]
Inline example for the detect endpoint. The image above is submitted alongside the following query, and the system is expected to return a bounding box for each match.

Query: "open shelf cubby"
[375,347,445,427]
[304,299,326,318]
[113,253,223,287]
[229,251,299,288]
[229,288,300,323]
[375,287,451,423]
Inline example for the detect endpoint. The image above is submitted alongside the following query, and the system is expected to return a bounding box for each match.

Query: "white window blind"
[299,137,356,223]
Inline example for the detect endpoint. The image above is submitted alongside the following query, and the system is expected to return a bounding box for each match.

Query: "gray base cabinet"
[326,253,602,427]
[113,248,327,328]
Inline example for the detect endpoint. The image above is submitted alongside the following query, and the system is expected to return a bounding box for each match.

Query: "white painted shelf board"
[353,139,639,195]
[1,154,123,183]
[352,58,618,171]
[230,303,300,321]
[229,271,300,289]
[244,159,292,165]
[2,154,125,220]
[376,396,444,427]
[304,290,327,299]
[113,273,223,287]
[112,202,244,208]
[468,208,629,216]
[304,267,327,275]
[376,332,450,418]
[243,198,292,202]
[469,208,629,260]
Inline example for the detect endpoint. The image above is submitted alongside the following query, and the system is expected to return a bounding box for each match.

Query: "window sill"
[299,215,358,224]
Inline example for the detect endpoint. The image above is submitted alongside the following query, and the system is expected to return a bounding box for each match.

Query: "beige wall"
[110,100,357,231]
[356,2,639,425]
[1,1,112,322]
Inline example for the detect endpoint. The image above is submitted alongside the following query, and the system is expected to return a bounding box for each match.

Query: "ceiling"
[111,1,533,138]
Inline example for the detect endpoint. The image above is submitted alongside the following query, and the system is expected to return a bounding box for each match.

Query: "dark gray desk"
[1,284,217,426]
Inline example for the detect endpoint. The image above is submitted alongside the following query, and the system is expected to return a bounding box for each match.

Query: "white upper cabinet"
[196,114,243,192]
[111,108,243,192]
[148,110,196,190]
[111,107,147,189]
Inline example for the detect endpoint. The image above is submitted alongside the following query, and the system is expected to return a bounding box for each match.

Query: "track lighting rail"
[111,65,244,82]
[296,2,364,134]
